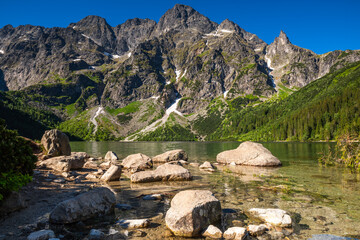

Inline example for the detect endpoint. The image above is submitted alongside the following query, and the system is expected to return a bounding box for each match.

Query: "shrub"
[0,119,36,201]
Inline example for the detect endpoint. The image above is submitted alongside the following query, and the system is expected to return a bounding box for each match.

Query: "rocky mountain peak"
[217,19,240,33]
[154,4,217,36]
[70,15,110,29]
[276,30,291,45]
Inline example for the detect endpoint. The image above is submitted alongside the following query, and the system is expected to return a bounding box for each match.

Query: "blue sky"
[1,0,359,54]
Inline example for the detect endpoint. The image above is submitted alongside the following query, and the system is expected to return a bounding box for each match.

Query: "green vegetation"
[319,134,360,171]
[106,101,142,115]
[0,120,36,201]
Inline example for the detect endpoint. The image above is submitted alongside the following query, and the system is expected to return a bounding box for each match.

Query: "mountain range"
[0,4,359,141]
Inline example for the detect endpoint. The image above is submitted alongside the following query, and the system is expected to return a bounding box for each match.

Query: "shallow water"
[71,141,360,238]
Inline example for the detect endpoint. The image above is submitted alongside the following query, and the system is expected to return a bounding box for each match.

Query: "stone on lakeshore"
[130,163,192,183]
[122,153,152,172]
[189,162,200,167]
[202,225,223,239]
[248,208,292,227]
[84,161,98,168]
[223,227,246,239]
[99,161,111,169]
[152,149,188,163]
[216,141,281,166]
[165,190,221,237]
[116,219,150,229]
[309,234,356,240]
[40,152,88,172]
[143,194,162,200]
[41,129,71,157]
[49,187,116,224]
[100,165,122,182]
[199,161,216,172]
[88,229,105,240]
[104,151,118,161]
[85,173,98,180]
[247,224,267,236]
[27,230,55,240]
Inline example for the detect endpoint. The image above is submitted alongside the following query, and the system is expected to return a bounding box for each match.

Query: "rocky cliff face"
[1,4,360,140]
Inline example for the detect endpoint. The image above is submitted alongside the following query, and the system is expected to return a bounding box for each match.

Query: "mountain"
[0,4,359,141]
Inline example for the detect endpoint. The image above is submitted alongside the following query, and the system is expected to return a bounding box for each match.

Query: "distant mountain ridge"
[0,4,359,141]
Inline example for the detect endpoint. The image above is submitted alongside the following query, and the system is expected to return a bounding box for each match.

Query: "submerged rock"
[248,208,292,227]
[130,163,192,183]
[122,153,153,172]
[216,141,281,166]
[27,230,55,240]
[41,129,71,157]
[116,219,150,229]
[100,165,122,182]
[49,187,116,224]
[165,190,221,237]
[223,227,246,239]
[105,151,118,161]
[40,152,88,172]
[199,161,216,172]
[202,225,223,239]
[152,149,188,163]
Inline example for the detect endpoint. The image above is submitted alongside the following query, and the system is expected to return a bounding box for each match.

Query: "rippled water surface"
[71,141,360,238]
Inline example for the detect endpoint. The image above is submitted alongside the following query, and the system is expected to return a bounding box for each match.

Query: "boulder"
[122,153,152,172]
[223,227,246,239]
[99,161,111,169]
[216,141,281,166]
[199,161,216,172]
[248,208,292,227]
[40,152,88,172]
[116,219,150,229]
[165,190,221,237]
[152,149,188,163]
[88,229,105,240]
[202,225,223,239]
[41,129,71,157]
[104,151,118,161]
[247,224,267,236]
[100,165,122,182]
[49,187,116,224]
[27,230,55,240]
[130,163,192,183]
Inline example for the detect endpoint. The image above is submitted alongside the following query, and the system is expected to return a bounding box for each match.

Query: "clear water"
[70,141,360,238]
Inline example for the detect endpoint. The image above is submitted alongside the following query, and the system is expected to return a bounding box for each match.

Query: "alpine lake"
[70,141,360,239]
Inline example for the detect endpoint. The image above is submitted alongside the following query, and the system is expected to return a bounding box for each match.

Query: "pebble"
[143,194,162,200]
[116,219,150,229]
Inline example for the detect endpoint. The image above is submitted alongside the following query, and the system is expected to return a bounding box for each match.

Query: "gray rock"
[100,165,122,182]
[199,161,215,172]
[27,230,55,240]
[248,208,292,227]
[88,229,105,240]
[122,153,152,173]
[116,219,150,229]
[130,163,192,183]
[247,224,267,236]
[99,161,111,169]
[40,152,88,172]
[216,141,281,166]
[202,225,222,239]
[142,194,162,200]
[49,187,116,224]
[41,129,71,157]
[152,149,188,163]
[165,190,221,237]
[104,151,118,161]
[223,227,246,239]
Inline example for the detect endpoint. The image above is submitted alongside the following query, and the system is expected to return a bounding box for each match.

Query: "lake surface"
[71,141,360,239]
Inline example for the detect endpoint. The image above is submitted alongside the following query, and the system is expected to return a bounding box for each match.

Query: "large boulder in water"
[121,153,152,172]
[216,141,281,167]
[152,149,188,163]
[130,163,192,183]
[100,164,122,182]
[165,190,222,237]
[41,129,71,157]
[40,152,88,172]
[49,187,116,224]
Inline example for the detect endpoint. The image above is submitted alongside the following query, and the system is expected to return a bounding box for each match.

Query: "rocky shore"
[0,130,357,240]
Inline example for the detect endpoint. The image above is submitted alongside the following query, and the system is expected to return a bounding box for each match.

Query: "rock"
[116,219,150,229]
[223,227,246,239]
[61,172,71,178]
[84,161,98,168]
[85,174,98,180]
[53,178,66,183]
[130,163,192,183]
[88,229,105,240]
[104,151,118,161]
[99,161,111,169]
[202,225,222,239]
[0,191,26,216]
[100,165,122,182]
[40,152,89,172]
[49,187,116,224]
[94,169,104,175]
[152,149,188,163]
[189,162,200,167]
[121,153,153,172]
[248,208,292,227]
[247,224,267,236]
[216,141,281,166]
[27,230,55,240]
[165,190,221,237]
[309,234,356,240]
[143,194,162,200]
[199,161,216,172]
[41,129,71,157]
